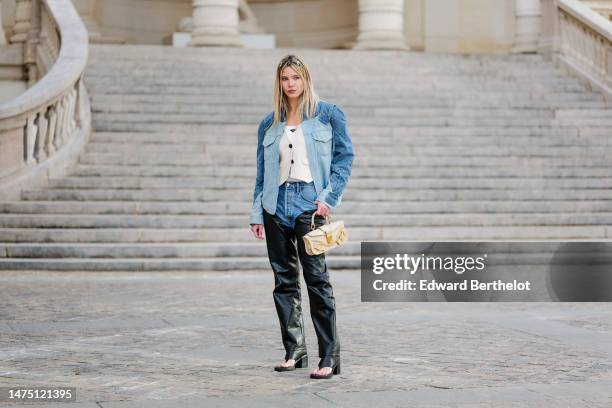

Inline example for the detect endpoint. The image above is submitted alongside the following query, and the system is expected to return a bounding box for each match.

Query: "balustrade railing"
[0,0,90,199]
[543,0,612,99]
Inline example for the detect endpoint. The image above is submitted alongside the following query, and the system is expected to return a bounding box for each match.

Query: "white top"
[278,124,313,185]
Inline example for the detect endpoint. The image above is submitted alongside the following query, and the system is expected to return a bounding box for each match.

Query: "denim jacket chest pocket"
[262,131,280,162]
[312,128,333,158]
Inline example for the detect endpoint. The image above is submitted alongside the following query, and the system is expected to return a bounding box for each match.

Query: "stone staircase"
[1,44,611,271]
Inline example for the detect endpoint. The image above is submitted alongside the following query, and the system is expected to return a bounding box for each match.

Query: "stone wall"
[90,0,192,44]
[424,0,516,53]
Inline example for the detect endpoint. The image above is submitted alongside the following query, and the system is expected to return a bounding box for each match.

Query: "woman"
[249,54,354,379]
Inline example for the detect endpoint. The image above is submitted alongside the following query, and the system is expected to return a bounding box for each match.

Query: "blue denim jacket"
[250,100,355,225]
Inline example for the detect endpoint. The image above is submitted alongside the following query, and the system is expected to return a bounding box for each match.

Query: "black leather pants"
[263,208,340,368]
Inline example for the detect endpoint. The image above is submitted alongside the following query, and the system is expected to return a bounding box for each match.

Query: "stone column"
[189,0,242,47]
[10,0,31,43]
[353,0,409,50]
[512,0,542,53]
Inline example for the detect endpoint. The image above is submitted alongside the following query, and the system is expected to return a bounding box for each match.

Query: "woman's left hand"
[314,200,331,217]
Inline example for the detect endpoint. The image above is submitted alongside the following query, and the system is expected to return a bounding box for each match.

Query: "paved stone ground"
[1,270,612,407]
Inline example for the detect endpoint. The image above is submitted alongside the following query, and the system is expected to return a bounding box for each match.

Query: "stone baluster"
[10,0,32,43]
[62,93,71,141]
[34,108,49,162]
[46,104,57,156]
[25,114,38,165]
[53,97,65,150]
[74,79,83,128]
[67,89,76,134]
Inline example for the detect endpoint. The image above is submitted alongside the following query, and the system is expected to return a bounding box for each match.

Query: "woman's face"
[280,66,304,100]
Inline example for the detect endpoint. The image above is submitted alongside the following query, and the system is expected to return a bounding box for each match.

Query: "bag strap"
[310,212,331,230]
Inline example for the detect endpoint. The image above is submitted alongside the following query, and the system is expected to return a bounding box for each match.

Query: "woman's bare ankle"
[278,359,295,368]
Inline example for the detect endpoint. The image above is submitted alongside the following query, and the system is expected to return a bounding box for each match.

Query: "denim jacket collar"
[275,100,323,138]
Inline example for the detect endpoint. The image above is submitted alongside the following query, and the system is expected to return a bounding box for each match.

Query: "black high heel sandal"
[274,352,308,372]
[310,357,340,379]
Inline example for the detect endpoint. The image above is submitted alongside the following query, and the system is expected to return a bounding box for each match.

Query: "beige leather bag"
[303,213,347,256]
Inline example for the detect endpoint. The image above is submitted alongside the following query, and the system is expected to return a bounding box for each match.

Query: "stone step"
[93,105,611,120]
[91,106,607,124]
[88,126,612,140]
[84,63,572,74]
[84,58,557,67]
[84,78,588,92]
[86,59,556,68]
[20,188,612,201]
[87,136,612,150]
[85,47,555,67]
[83,63,574,74]
[85,51,551,63]
[86,64,560,76]
[2,213,612,229]
[0,241,351,258]
[89,126,594,138]
[88,94,611,109]
[77,153,612,166]
[87,65,557,75]
[89,109,612,127]
[85,74,582,89]
[82,143,610,158]
[81,76,596,91]
[85,137,612,151]
[90,121,611,134]
[0,257,359,271]
[87,85,603,101]
[90,113,611,128]
[92,104,600,119]
[86,52,551,66]
[1,225,609,243]
[47,176,612,190]
[4,200,612,215]
[0,242,589,258]
[85,61,559,71]
[83,61,568,70]
[71,163,612,178]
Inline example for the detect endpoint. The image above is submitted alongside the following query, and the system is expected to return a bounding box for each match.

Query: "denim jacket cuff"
[250,212,264,225]
[316,189,337,209]
[250,191,264,225]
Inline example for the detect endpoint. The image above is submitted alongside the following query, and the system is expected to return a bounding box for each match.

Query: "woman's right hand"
[250,224,265,240]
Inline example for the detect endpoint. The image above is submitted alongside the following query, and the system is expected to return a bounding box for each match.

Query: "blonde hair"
[272,54,319,128]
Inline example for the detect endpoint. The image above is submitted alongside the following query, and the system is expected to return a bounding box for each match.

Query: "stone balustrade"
[555,0,612,99]
[0,0,91,200]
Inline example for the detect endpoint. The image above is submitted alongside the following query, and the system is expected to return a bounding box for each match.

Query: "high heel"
[295,356,308,368]
[310,358,340,379]
[274,353,308,372]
